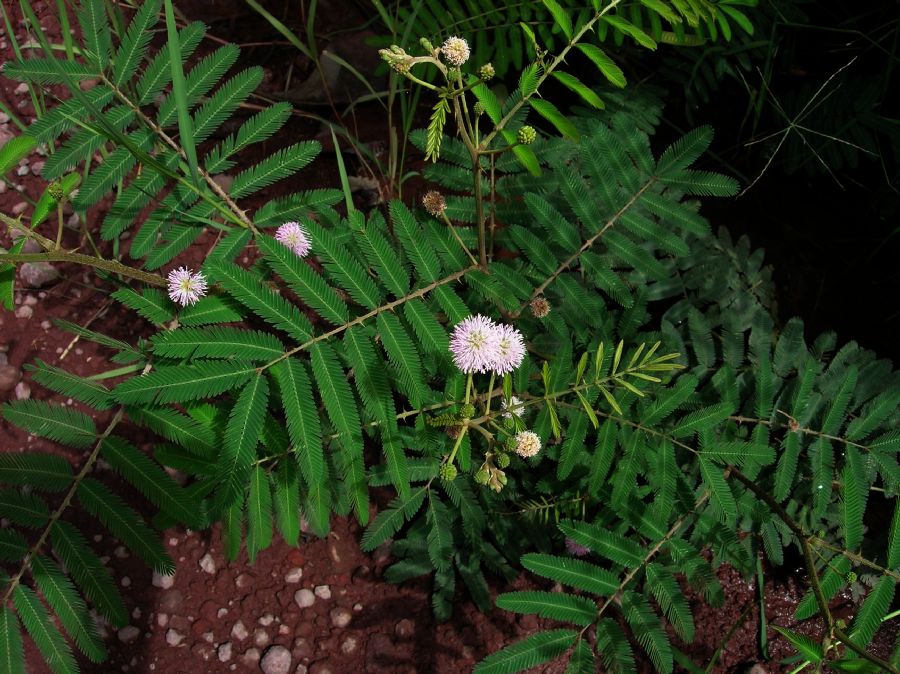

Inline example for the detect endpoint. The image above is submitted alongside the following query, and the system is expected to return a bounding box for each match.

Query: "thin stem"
[483,372,496,417]
[439,211,479,267]
[54,202,64,250]
[261,265,478,371]
[0,251,166,286]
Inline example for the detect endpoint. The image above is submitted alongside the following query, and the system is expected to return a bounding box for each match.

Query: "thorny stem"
[518,177,656,315]
[1,407,126,609]
[98,74,258,234]
[808,537,900,582]
[729,469,900,674]
[731,412,875,453]
[480,0,624,149]
[260,265,478,371]
[0,251,166,287]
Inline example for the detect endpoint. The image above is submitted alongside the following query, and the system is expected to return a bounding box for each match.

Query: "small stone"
[278,624,290,635]
[132,607,141,620]
[395,618,415,638]
[340,636,358,654]
[20,262,60,288]
[352,603,363,612]
[254,628,271,648]
[14,305,33,319]
[23,295,37,306]
[40,320,51,329]
[313,585,331,600]
[260,645,292,674]
[294,589,315,608]
[329,607,351,629]
[117,626,140,643]
[30,160,44,175]
[241,647,260,666]
[0,365,19,392]
[16,164,28,176]
[218,642,232,662]
[166,629,185,646]
[65,213,80,229]
[284,567,303,583]
[121,576,131,587]
[231,620,249,641]
[292,637,313,660]
[217,608,228,618]
[14,381,30,400]
[235,572,253,588]
[258,613,275,626]
[152,572,175,589]
[156,613,168,627]
[14,82,29,95]
[294,666,308,674]
[199,552,216,574]
[372,542,391,564]
[202,631,214,643]
[159,589,183,613]
[11,201,28,215]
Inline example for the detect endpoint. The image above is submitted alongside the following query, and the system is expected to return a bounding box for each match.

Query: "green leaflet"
[31,555,106,663]
[217,374,269,511]
[521,553,619,596]
[13,585,77,674]
[247,466,273,561]
[310,342,367,524]
[0,605,24,674]
[496,591,596,626]
[271,358,325,493]
[473,629,578,674]
[0,453,72,492]
[272,462,301,546]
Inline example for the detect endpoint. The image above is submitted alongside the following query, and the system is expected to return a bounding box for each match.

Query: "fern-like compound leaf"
[257,234,349,325]
[217,374,269,511]
[847,576,896,648]
[390,201,443,283]
[0,529,27,561]
[360,487,427,552]
[156,44,240,126]
[0,453,73,492]
[0,401,96,448]
[114,361,257,405]
[111,0,160,86]
[271,358,325,492]
[304,219,383,310]
[51,521,128,627]
[77,478,174,574]
[521,553,619,596]
[620,590,672,673]
[272,462,300,546]
[426,494,454,573]
[126,406,216,456]
[26,360,113,410]
[473,629,578,674]
[151,327,285,361]
[229,141,321,198]
[13,584,77,674]
[31,555,106,663]
[0,490,49,528]
[558,520,644,567]
[247,465,273,562]
[0,605,24,674]
[377,312,428,408]
[310,342,368,523]
[645,563,695,642]
[192,67,263,144]
[101,436,204,529]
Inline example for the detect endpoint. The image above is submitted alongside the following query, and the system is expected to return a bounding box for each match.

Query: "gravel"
[260,645,292,674]
[198,552,216,574]
[294,589,315,608]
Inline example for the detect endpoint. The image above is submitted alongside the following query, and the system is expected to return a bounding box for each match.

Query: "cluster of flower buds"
[474,459,507,493]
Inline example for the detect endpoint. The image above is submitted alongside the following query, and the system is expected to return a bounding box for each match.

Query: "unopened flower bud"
[459,403,476,419]
[517,125,537,145]
[47,181,65,200]
[419,37,435,53]
[530,296,551,318]
[478,63,495,80]
[474,468,490,485]
[504,436,517,452]
[495,453,510,469]
[473,102,486,116]
[846,571,858,583]
[422,190,446,217]
[439,463,458,481]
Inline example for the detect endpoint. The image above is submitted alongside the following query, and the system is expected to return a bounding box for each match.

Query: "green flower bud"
[495,453,510,469]
[419,37,435,53]
[473,102,486,116]
[504,417,515,430]
[459,403,476,419]
[517,125,537,145]
[47,181,65,200]
[504,436,517,452]
[846,571,857,584]
[474,468,490,485]
[439,463,458,481]
[478,63,495,81]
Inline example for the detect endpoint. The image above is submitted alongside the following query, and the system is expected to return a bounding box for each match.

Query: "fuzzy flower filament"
[501,396,525,420]
[492,323,526,375]
[275,221,312,258]
[514,431,541,458]
[167,267,207,307]
[449,314,501,374]
[441,36,470,67]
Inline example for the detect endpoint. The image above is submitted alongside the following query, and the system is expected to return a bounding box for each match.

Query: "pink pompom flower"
[449,314,501,374]
[167,267,207,307]
[275,221,312,258]
[492,323,525,375]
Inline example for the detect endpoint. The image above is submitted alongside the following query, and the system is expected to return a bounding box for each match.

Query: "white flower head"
[491,323,526,375]
[275,221,312,258]
[167,267,207,307]
[501,395,525,420]
[515,430,541,458]
[449,314,501,374]
[441,36,470,67]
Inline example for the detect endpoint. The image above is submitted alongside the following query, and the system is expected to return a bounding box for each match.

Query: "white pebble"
[199,553,216,574]
[294,589,315,608]
[314,585,331,600]
[165,629,184,646]
[284,567,303,583]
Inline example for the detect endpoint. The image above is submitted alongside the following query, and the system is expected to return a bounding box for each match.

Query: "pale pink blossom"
[275,221,312,258]
[449,314,501,374]
[492,323,525,375]
[167,267,207,306]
